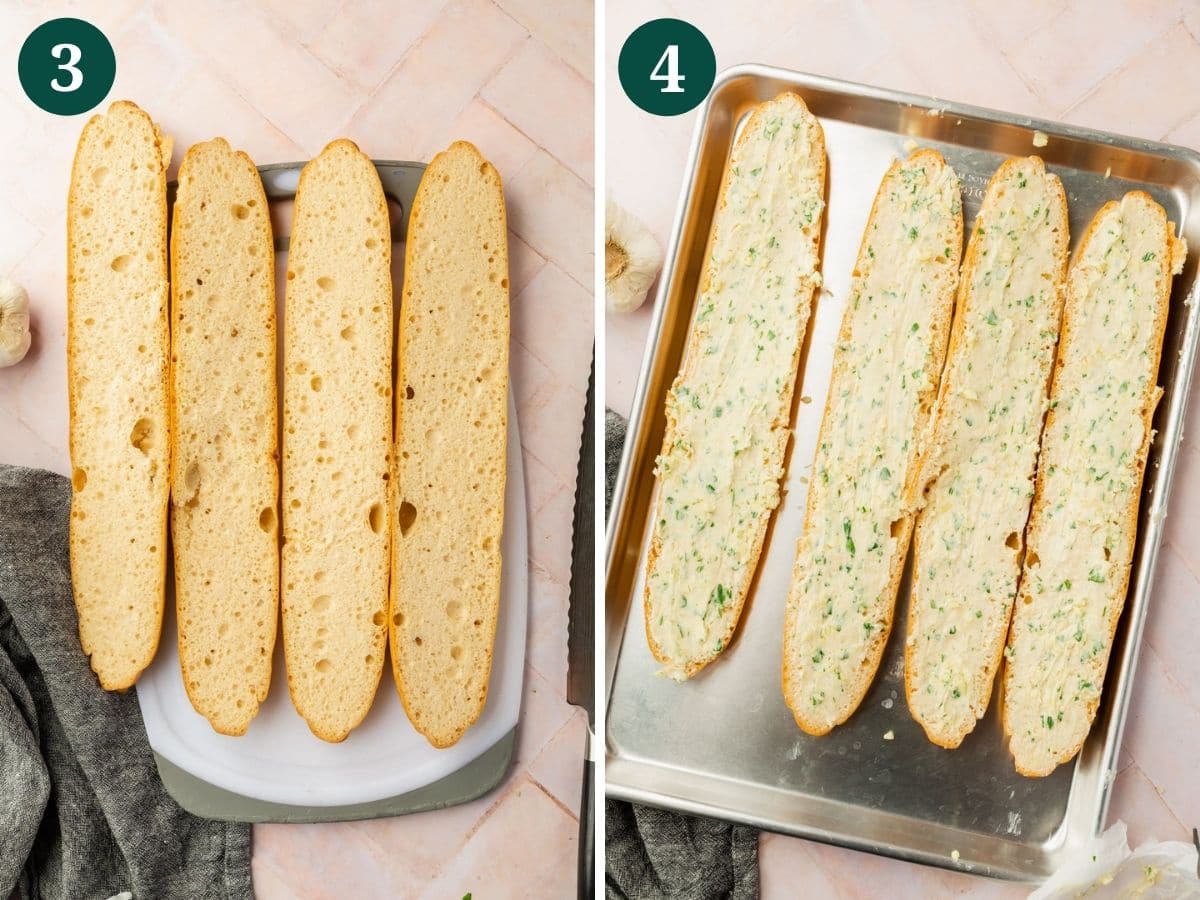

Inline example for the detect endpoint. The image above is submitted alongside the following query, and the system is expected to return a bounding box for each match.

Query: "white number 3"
[50,43,83,93]
[650,44,684,94]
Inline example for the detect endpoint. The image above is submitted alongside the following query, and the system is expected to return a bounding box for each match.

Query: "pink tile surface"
[607,0,1200,893]
[0,0,591,894]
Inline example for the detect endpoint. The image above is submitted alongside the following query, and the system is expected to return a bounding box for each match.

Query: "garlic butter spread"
[645,94,826,680]
[784,152,961,731]
[906,158,1068,747]
[1005,192,1184,776]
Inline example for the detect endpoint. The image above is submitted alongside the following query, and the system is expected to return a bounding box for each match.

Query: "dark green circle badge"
[618,18,715,116]
[18,18,115,116]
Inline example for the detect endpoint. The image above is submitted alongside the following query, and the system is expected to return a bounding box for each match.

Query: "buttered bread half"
[644,93,826,680]
[1003,192,1184,777]
[906,157,1069,749]
[783,150,962,734]
[170,138,278,735]
[282,139,392,743]
[67,101,172,690]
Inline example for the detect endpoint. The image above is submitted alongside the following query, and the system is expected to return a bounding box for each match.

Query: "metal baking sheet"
[604,65,1200,881]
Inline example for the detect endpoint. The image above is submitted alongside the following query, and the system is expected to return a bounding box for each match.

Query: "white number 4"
[50,43,83,93]
[650,44,685,94]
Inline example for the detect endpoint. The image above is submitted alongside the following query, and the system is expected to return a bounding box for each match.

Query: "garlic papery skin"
[606,196,663,313]
[0,277,31,367]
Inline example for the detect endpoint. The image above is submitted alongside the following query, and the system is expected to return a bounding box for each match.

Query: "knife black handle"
[578,752,594,898]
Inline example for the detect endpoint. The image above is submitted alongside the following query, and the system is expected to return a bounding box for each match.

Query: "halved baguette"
[390,141,509,749]
[1002,192,1185,776]
[905,157,1069,749]
[783,150,962,734]
[170,138,277,735]
[67,100,172,690]
[644,92,826,680]
[282,139,392,743]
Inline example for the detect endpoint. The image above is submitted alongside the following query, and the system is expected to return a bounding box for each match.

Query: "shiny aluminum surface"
[604,65,1200,881]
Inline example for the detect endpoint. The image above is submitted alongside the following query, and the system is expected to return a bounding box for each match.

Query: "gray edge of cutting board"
[153,159,517,823]
[152,728,515,823]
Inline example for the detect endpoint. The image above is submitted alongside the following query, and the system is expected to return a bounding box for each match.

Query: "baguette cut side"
[783,151,962,734]
[170,138,278,735]
[1003,192,1184,776]
[67,100,172,690]
[391,141,509,749]
[906,157,1069,749]
[282,139,392,743]
[644,93,826,680]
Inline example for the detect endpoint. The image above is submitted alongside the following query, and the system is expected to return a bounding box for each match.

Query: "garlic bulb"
[0,277,31,367]
[605,196,662,313]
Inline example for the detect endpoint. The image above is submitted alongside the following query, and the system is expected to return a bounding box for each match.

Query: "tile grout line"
[1060,16,1193,132]
[525,772,581,823]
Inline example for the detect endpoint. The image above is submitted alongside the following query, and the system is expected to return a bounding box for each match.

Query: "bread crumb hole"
[84,317,95,326]
[286,270,296,281]
[232,204,249,220]
[1005,532,1020,550]
[91,167,108,185]
[889,520,903,539]
[1027,550,1040,567]
[290,498,301,509]
[310,375,322,392]
[500,277,508,289]
[450,645,463,661]
[313,595,330,612]
[315,658,332,673]
[314,570,325,582]
[482,535,494,550]
[72,468,87,491]
[346,424,359,439]
[317,276,334,291]
[258,507,275,532]
[473,618,482,627]
[1103,546,1111,561]
[446,599,463,620]
[365,238,378,249]
[365,655,373,664]
[405,385,415,400]
[81,206,93,218]
[368,503,384,534]
[111,254,132,272]
[398,501,417,535]
[130,418,154,454]
[372,611,385,626]
[183,462,201,495]
[392,612,404,626]
[414,636,423,646]
[340,325,355,341]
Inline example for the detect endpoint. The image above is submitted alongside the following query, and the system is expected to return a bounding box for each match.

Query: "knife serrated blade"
[567,353,595,723]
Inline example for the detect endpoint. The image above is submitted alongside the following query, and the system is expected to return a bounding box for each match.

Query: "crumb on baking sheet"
[1032,130,1049,148]
[1104,166,1112,178]
[951,850,960,861]
[883,729,895,740]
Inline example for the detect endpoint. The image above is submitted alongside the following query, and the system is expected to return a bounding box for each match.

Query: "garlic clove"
[0,277,32,367]
[606,196,663,314]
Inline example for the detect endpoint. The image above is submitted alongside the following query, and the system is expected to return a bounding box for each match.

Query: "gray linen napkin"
[604,411,760,900]
[0,464,251,900]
